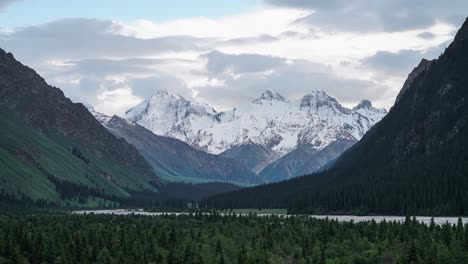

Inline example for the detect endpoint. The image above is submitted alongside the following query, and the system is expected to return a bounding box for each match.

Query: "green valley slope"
[0,48,160,207]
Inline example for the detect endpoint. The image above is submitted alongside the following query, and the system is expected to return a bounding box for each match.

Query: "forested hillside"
[205,17,468,216]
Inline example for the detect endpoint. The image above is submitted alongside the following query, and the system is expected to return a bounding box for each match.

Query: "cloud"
[417,32,436,40]
[361,41,450,76]
[0,0,20,10]
[200,50,286,77]
[0,8,457,115]
[63,58,162,77]
[195,51,391,110]
[0,18,212,115]
[95,87,143,116]
[361,50,427,76]
[129,76,192,99]
[0,18,207,64]
[266,0,468,32]
[37,56,196,115]
[119,9,307,39]
[218,34,278,46]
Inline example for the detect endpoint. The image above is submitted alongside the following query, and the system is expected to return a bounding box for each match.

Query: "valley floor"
[1,213,467,263]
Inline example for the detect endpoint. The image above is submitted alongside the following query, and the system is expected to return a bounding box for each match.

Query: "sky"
[0,0,466,115]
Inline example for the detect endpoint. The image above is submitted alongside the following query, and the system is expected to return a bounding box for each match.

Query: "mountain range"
[86,106,262,185]
[0,43,385,207]
[205,17,468,216]
[3,15,465,214]
[123,89,386,182]
[0,48,248,207]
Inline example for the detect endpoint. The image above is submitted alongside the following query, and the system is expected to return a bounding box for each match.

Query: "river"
[73,209,468,225]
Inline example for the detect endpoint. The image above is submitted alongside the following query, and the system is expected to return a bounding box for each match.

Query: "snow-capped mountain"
[125,89,387,157]
[124,89,218,143]
[83,103,112,125]
[84,104,262,185]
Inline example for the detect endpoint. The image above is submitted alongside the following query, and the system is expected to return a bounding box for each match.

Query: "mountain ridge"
[124,88,387,181]
[87,105,263,185]
[125,89,386,154]
[204,17,468,215]
[0,48,161,205]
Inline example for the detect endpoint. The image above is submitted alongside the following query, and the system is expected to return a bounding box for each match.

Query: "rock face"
[220,142,282,174]
[88,108,262,185]
[0,48,160,203]
[125,89,386,181]
[259,138,356,183]
[395,58,433,104]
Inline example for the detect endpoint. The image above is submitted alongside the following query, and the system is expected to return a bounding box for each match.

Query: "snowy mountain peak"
[105,115,135,129]
[301,90,334,103]
[124,90,387,155]
[151,88,183,100]
[82,103,112,125]
[308,89,329,97]
[123,89,218,139]
[299,90,344,113]
[352,100,388,115]
[252,90,286,104]
[353,100,373,110]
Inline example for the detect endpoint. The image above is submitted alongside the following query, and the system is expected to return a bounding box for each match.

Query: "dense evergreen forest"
[1,213,468,264]
[204,138,468,216]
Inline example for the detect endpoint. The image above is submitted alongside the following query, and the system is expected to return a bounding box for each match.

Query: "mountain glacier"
[124,89,387,181]
[85,104,262,185]
[125,89,386,154]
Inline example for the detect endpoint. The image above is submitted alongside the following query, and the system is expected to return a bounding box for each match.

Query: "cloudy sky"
[0,0,465,115]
